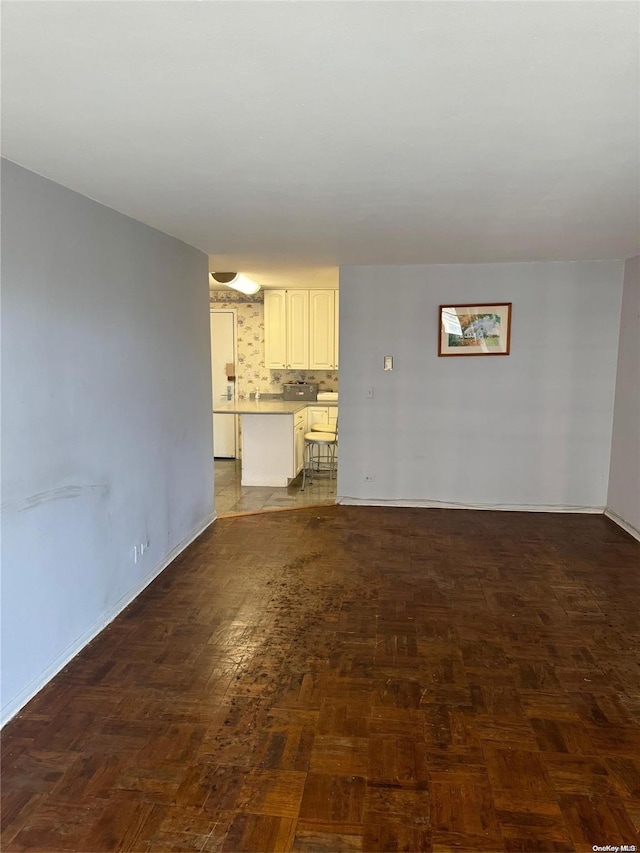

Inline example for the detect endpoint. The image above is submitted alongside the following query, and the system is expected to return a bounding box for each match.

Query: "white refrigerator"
[210,309,237,458]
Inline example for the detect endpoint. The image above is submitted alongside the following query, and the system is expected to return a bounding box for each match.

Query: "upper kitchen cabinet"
[286,290,309,370]
[264,290,309,369]
[309,290,336,370]
[265,289,339,372]
[264,290,287,368]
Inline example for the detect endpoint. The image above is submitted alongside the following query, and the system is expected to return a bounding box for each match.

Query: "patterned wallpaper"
[209,290,339,401]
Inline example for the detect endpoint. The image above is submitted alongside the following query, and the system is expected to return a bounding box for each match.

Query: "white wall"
[338,261,623,510]
[1,160,214,723]
[607,255,640,537]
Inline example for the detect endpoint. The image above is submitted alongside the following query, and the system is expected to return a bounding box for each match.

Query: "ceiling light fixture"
[210,272,261,295]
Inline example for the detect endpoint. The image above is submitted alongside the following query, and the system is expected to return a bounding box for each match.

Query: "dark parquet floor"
[2,506,640,852]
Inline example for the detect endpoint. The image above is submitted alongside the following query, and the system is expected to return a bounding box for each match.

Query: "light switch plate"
[383,356,393,371]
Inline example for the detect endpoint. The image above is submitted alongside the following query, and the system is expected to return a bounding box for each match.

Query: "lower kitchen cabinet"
[294,411,306,476]
[306,405,338,430]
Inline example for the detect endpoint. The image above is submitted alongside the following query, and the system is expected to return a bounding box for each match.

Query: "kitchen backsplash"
[210,290,339,401]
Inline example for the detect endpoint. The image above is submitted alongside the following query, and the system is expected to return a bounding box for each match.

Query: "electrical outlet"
[364,474,376,482]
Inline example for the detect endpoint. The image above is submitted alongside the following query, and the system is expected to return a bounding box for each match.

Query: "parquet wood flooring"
[2,506,640,852]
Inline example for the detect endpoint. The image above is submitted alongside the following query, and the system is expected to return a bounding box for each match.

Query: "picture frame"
[438,302,512,357]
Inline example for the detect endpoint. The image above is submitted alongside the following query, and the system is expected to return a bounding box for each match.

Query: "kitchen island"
[213,399,338,487]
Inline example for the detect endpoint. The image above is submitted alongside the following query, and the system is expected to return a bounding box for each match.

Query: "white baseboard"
[1,510,217,727]
[337,496,604,513]
[604,509,640,542]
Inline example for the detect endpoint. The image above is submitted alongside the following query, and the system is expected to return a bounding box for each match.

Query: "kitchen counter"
[213,399,338,415]
[213,398,338,487]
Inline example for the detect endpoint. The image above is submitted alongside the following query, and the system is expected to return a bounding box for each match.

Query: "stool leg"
[301,443,308,491]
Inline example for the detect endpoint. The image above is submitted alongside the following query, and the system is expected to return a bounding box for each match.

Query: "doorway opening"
[210,302,338,516]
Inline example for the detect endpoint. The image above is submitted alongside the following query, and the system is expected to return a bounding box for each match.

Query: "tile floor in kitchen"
[214,458,337,515]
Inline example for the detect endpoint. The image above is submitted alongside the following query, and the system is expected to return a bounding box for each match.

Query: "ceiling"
[2,1,639,290]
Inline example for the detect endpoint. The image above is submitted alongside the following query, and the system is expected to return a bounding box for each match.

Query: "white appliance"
[210,310,237,457]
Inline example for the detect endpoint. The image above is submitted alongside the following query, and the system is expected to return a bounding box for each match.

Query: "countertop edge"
[213,400,338,415]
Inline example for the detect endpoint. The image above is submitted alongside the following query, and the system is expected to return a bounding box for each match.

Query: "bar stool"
[309,420,337,476]
[311,422,336,434]
[301,429,338,491]
[310,410,338,437]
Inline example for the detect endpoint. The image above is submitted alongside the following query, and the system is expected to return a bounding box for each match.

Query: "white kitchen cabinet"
[287,291,309,370]
[264,290,310,369]
[264,289,339,371]
[306,406,324,430]
[264,290,288,369]
[309,290,336,370]
[307,406,330,429]
[294,408,307,476]
[308,406,338,426]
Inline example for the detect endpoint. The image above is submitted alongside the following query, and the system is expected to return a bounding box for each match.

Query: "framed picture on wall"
[438,303,512,356]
